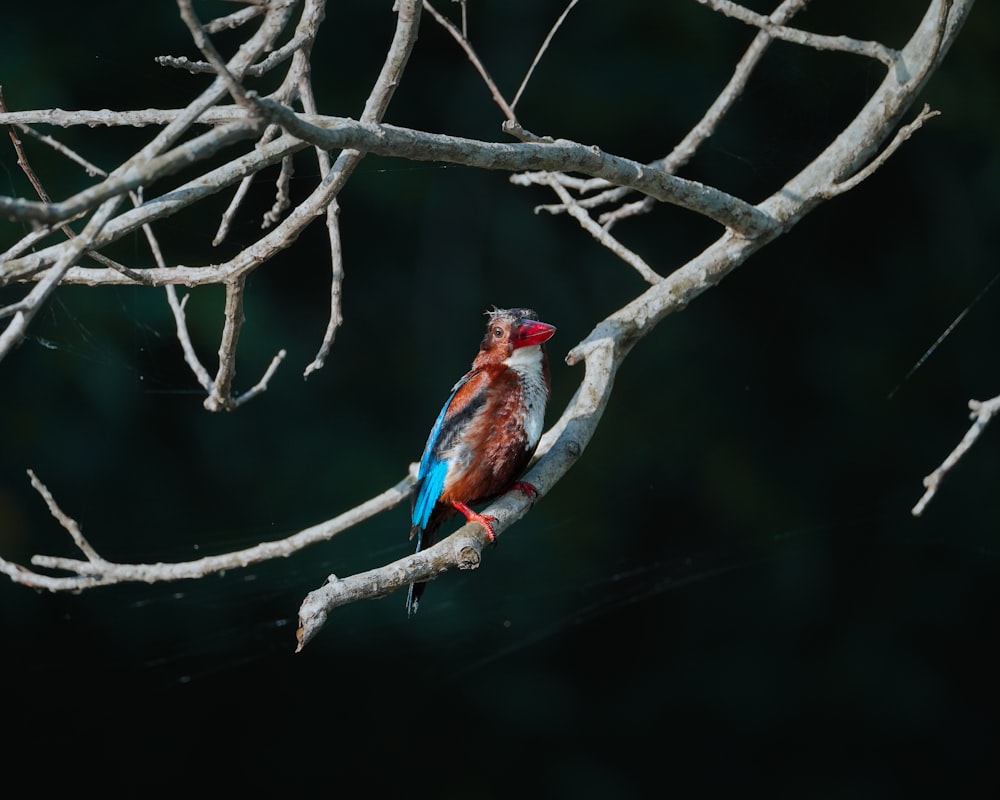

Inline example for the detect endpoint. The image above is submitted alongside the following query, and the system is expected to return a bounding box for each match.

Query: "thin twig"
[27,470,106,566]
[244,100,783,238]
[205,276,248,411]
[262,154,294,228]
[0,470,414,591]
[203,3,266,34]
[1,116,154,284]
[822,104,940,198]
[2,88,53,203]
[298,72,345,379]
[177,0,253,108]
[539,175,662,285]
[525,0,810,229]
[166,286,215,393]
[511,0,580,110]
[423,0,516,121]
[912,394,1000,516]
[212,122,285,245]
[696,0,901,68]
[0,196,122,359]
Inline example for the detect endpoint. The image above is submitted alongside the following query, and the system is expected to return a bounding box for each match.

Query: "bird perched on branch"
[406,307,556,615]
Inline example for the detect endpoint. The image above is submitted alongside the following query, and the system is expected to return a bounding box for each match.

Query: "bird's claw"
[452,501,498,545]
[479,515,498,546]
[511,480,539,502]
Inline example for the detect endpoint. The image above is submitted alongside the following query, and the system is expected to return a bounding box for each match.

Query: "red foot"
[511,480,539,501]
[452,501,497,542]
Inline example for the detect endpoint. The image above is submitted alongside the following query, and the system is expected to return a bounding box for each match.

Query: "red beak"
[511,318,556,349]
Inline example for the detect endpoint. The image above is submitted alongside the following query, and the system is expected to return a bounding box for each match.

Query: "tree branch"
[912,394,1000,517]
[0,470,413,592]
[696,0,901,68]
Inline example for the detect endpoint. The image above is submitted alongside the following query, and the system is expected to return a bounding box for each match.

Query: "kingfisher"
[406,307,556,615]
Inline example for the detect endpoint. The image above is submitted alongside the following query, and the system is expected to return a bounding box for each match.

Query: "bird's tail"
[406,516,441,616]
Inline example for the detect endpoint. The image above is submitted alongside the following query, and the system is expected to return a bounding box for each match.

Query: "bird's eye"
[493,327,503,338]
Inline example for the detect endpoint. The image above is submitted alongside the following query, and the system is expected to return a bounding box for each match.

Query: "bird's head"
[479,307,556,358]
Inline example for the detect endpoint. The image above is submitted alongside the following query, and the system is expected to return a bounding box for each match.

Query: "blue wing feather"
[411,458,448,531]
[411,375,470,531]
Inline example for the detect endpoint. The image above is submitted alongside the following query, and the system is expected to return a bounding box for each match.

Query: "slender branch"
[262,154,294,228]
[0,106,254,128]
[696,0,901,68]
[0,470,413,592]
[0,130,304,285]
[0,196,122,359]
[0,121,264,227]
[511,0,580,110]
[166,286,215,393]
[203,4,266,34]
[537,174,663,285]
[302,196,345,378]
[214,171,258,246]
[2,88,54,203]
[0,110,155,284]
[206,276,248,410]
[231,349,288,408]
[574,0,811,228]
[664,0,808,175]
[299,72,344,379]
[177,0,253,108]
[1,116,774,287]
[821,104,941,198]
[248,100,781,237]
[912,394,1000,516]
[27,470,106,566]
[423,1,516,121]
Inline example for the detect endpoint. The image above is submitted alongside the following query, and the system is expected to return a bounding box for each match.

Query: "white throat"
[504,345,548,450]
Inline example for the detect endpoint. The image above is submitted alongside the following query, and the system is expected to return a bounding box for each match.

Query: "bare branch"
[0,107,249,128]
[0,196,122,359]
[299,76,344,379]
[511,0,581,110]
[912,394,1000,517]
[578,0,812,228]
[203,3,267,34]
[177,0,253,108]
[423,0,517,121]
[26,470,105,566]
[0,130,305,286]
[0,121,264,228]
[1,115,774,288]
[2,88,54,203]
[262,154,295,228]
[0,104,156,284]
[537,174,663,285]
[231,348,288,408]
[821,104,941,198]
[166,286,215,393]
[696,0,901,68]
[302,198,345,379]
[0,471,413,592]
[247,99,782,237]
[202,276,288,412]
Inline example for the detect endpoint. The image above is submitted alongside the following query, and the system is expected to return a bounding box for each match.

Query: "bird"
[406,307,556,615]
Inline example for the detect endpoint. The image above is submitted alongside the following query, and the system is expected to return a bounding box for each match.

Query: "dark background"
[2,1,998,795]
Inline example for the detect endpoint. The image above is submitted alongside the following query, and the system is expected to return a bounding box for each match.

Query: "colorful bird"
[406,307,556,615]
